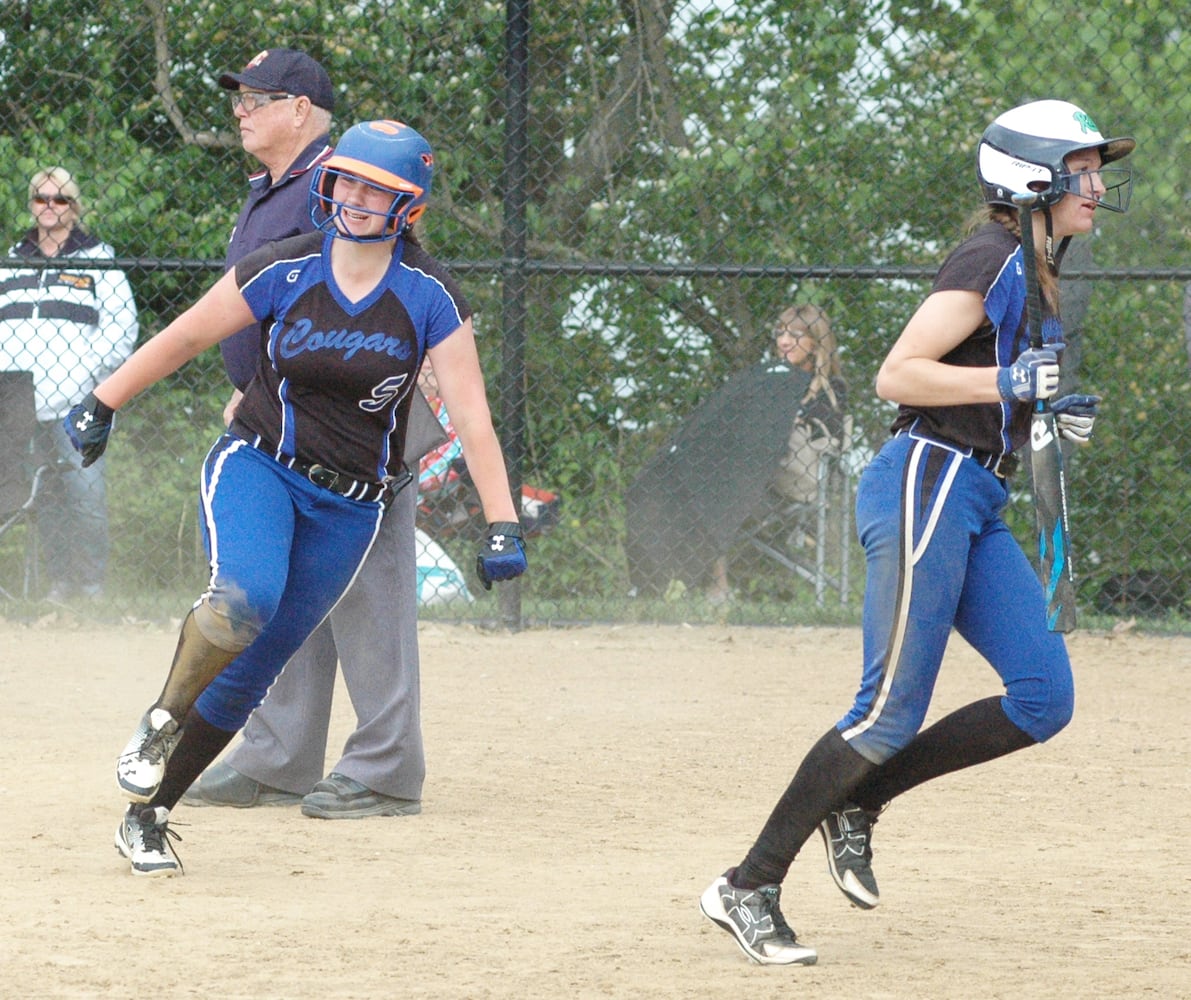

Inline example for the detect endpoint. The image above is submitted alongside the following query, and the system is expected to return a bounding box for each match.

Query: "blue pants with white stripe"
[191,436,385,732]
[838,433,1073,764]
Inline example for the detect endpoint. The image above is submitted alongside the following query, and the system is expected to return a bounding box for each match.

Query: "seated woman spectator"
[707,304,847,604]
[625,303,848,602]
[770,305,848,501]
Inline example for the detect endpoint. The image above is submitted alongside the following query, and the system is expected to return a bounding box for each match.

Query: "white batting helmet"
[977,100,1134,211]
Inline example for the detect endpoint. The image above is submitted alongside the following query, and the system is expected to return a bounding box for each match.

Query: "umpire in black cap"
[215,48,336,387]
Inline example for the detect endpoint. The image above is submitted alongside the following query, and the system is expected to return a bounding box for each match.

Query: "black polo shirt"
[219,135,333,389]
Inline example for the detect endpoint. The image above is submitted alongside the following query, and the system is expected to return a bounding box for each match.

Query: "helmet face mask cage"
[311,165,417,243]
[1051,165,1133,213]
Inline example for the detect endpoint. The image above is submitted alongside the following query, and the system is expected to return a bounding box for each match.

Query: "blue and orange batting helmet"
[310,120,434,241]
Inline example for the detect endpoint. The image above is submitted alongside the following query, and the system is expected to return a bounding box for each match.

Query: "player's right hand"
[997,344,1063,403]
[63,391,115,468]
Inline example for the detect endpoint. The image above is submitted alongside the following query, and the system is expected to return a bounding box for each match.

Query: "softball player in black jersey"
[64,120,527,876]
[700,100,1133,965]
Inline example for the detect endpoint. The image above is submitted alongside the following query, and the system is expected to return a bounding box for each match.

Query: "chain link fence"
[1,0,1187,630]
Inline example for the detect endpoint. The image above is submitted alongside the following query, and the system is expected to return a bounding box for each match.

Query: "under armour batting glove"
[996,344,1064,403]
[63,391,115,468]
[1051,393,1101,445]
[476,520,527,590]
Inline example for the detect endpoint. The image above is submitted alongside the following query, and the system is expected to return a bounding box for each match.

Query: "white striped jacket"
[0,229,138,420]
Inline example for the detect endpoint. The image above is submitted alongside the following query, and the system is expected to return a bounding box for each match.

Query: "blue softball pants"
[837,433,1073,763]
[191,436,385,732]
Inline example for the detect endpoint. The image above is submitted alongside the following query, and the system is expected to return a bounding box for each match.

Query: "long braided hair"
[967,205,1061,316]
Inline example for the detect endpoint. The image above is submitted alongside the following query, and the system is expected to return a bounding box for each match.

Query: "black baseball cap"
[218,48,335,113]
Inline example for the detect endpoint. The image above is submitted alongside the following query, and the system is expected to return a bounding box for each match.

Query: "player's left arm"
[428,319,526,589]
[426,318,519,526]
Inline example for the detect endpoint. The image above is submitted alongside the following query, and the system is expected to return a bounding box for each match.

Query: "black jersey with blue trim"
[890,221,1063,458]
[229,231,471,483]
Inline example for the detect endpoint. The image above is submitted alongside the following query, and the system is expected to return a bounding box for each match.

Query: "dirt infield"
[1,619,1188,998]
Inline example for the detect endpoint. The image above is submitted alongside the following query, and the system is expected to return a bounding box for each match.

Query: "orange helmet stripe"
[320,156,425,199]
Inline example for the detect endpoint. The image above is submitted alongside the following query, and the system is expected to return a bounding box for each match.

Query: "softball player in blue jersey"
[700,100,1134,965]
[64,120,528,876]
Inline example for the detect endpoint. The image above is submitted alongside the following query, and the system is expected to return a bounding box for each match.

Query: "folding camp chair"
[0,371,54,600]
[733,423,853,606]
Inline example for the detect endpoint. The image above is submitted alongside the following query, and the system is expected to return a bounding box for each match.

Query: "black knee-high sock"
[850,696,1036,812]
[148,706,237,812]
[734,727,876,889]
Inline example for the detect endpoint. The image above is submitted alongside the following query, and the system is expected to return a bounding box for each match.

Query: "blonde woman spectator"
[0,166,138,601]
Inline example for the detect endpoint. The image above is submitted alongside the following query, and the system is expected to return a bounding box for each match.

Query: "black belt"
[235,433,411,506]
[971,449,1018,479]
[897,430,1018,479]
[281,454,412,505]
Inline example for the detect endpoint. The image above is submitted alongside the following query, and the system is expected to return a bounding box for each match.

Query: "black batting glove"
[63,391,115,468]
[996,344,1064,403]
[475,521,527,590]
[1051,393,1101,445]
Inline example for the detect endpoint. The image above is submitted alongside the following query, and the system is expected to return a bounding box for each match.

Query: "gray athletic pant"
[222,482,424,800]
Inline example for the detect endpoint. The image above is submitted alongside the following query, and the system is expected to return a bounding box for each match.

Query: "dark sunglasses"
[33,194,74,206]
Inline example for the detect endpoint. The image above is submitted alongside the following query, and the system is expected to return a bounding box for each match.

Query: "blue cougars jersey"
[230,231,470,482]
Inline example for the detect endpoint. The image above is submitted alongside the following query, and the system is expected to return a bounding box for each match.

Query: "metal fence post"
[498,0,531,629]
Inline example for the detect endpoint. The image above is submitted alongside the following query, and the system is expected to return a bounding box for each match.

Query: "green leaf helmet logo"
[1073,110,1099,134]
